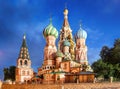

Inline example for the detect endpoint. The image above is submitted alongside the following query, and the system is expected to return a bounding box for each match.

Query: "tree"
[3,68,9,81]
[92,59,107,78]
[114,39,120,47]
[92,59,116,79]
[113,64,120,79]
[3,66,16,81]
[9,66,16,81]
[100,39,120,64]
[112,39,120,64]
[92,38,120,80]
[100,46,109,61]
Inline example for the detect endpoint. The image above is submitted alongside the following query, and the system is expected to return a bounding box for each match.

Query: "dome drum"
[63,40,70,47]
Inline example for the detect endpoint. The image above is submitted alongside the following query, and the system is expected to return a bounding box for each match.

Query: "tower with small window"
[16,34,33,83]
[58,8,75,60]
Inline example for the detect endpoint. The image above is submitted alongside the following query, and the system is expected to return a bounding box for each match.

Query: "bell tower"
[16,34,33,83]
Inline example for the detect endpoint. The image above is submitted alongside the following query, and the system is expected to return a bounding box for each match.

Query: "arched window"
[24,60,28,65]
[53,66,54,69]
[20,60,22,65]
[22,70,25,75]
[64,64,67,69]
[27,71,29,75]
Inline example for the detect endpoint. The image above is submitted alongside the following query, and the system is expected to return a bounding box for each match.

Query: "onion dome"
[76,24,87,39]
[56,50,63,57]
[43,18,58,38]
[63,39,70,47]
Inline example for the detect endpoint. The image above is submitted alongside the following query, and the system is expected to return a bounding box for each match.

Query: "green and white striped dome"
[43,21,58,38]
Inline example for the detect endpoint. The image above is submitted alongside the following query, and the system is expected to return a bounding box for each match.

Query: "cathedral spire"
[21,34,27,48]
[19,34,30,60]
[63,8,69,27]
[58,8,75,60]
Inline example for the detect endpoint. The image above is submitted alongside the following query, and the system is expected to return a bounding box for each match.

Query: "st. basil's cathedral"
[15,8,94,84]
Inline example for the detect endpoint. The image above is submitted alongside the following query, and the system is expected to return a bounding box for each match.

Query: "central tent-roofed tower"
[58,8,75,60]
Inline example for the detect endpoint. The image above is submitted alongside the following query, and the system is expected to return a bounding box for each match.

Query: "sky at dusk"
[0,0,120,80]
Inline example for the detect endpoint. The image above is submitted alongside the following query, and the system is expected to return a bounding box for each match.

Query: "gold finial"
[64,3,68,16]
[64,9,68,15]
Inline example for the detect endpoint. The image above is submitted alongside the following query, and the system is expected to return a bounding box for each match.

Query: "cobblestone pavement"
[62,83,120,89]
[2,82,120,89]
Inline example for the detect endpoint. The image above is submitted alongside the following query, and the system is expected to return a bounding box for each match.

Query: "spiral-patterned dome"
[43,21,58,38]
[63,39,70,47]
[76,25,87,39]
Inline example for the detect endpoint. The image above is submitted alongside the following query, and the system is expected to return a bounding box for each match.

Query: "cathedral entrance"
[65,74,78,83]
[65,72,95,83]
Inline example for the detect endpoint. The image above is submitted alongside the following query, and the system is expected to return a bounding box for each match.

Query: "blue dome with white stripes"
[76,25,87,39]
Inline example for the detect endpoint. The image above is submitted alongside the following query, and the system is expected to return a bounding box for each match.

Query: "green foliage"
[92,38,120,80]
[92,59,120,79]
[100,39,120,64]
[100,46,109,61]
[114,39,120,47]
[3,66,16,81]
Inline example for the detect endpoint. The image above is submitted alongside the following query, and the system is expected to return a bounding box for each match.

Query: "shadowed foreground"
[2,83,120,89]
